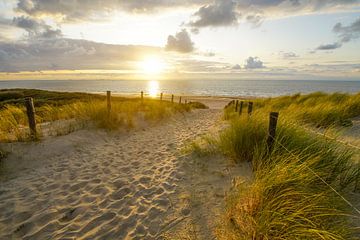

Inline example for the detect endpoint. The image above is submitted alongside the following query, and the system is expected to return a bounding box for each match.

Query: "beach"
[0,97,252,239]
[1,92,359,239]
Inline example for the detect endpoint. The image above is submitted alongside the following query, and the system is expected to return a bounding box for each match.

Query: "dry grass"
[214,95,360,239]
[255,92,360,128]
[0,89,195,142]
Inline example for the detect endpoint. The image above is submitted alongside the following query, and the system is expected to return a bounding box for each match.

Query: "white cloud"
[316,42,342,50]
[279,51,299,59]
[14,0,360,24]
[0,38,160,72]
[13,16,62,39]
[165,29,194,53]
[188,0,238,28]
[333,17,360,43]
[244,56,265,69]
[232,64,241,69]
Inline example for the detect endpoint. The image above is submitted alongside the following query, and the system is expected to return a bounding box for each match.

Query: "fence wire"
[268,133,360,216]
[281,120,360,151]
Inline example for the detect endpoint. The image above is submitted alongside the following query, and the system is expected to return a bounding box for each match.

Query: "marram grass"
[215,98,360,239]
[0,90,196,142]
[254,92,360,128]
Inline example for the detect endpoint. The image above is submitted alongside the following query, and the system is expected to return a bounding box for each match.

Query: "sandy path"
[0,108,224,239]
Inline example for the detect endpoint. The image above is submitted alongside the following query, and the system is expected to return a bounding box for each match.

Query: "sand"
[0,98,252,239]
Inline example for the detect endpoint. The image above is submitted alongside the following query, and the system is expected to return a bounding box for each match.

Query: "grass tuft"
[0,89,194,142]
[255,92,360,128]
[214,94,360,239]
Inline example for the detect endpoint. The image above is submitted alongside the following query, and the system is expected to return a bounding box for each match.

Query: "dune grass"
[211,94,360,239]
[0,89,197,142]
[253,92,360,128]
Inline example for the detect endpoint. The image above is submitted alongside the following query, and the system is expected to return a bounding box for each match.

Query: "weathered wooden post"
[179,96,182,104]
[235,100,239,112]
[248,102,253,116]
[141,91,144,103]
[267,112,279,152]
[185,100,187,104]
[160,92,163,101]
[107,91,111,116]
[171,94,174,103]
[25,97,37,139]
[239,101,243,115]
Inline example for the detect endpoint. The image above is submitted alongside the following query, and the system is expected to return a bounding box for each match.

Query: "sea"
[0,80,359,97]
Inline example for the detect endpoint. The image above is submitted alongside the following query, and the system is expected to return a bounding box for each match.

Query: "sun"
[138,56,167,75]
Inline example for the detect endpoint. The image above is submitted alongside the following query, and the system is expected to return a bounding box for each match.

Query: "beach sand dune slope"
[0,108,229,239]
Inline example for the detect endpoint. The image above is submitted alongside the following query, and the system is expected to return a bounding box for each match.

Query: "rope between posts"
[268,134,360,216]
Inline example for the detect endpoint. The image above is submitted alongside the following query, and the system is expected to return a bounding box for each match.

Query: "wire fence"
[226,100,360,216]
[268,133,360,215]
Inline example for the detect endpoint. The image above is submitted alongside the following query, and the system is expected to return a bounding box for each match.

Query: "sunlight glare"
[139,57,166,75]
[148,80,159,98]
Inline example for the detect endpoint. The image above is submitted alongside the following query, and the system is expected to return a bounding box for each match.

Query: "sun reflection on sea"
[148,80,159,98]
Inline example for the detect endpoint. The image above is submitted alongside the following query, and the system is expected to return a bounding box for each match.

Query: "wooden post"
[171,94,174,103]
[185,100,187,104]
[248,102,253,116]
[235,100,239,112]
[107,91,111,115]
[160,92,163,101]
[239,101,243,115]
[267,112,279,152]
[179,96,182,104]
[25,97,37,139]
[141,91,144,102]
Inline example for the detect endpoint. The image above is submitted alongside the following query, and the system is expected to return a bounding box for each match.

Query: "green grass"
[187,101,209,109]
[0,89,196,142]
[212,95,360,239]
[253,92,360,128]
[0,88,104,107]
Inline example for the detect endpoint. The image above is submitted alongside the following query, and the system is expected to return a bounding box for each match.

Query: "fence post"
[235,100,239,112]
[141,91,144,103]
[25,97,37,139]
[107,91,111,115]
[179,96,182,104]
[248,102,253,116]
[160,92,163,101]
[267,112,279,152]
[171,94,174,103]
[239,101,243,115]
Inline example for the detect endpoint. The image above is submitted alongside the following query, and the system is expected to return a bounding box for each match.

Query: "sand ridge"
[0,108,223,239]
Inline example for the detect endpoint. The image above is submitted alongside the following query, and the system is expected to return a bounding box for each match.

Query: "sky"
[0,0,359,81]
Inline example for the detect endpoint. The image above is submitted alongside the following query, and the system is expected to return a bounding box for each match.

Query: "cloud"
[165,29,194,53]
[314,16,360,51]
[333,17,360,43]
[244,57,265,69]
[187,0,360,29]
[15,0,208,22]
[0,38,160,72]
[280,51,299,59]
[246,14,264,28]
[13,0,360,27]
[232,64,241,70]
[188,0,239,28]
[316,42,342,50]
[13,16,62,39]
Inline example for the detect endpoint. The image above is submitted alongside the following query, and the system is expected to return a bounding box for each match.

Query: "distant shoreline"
[1,79,360,98]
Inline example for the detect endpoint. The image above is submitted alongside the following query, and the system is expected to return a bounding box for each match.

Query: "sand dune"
[0,105,249,239]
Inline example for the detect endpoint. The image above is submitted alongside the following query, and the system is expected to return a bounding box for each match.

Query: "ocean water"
[0,79,359,97]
